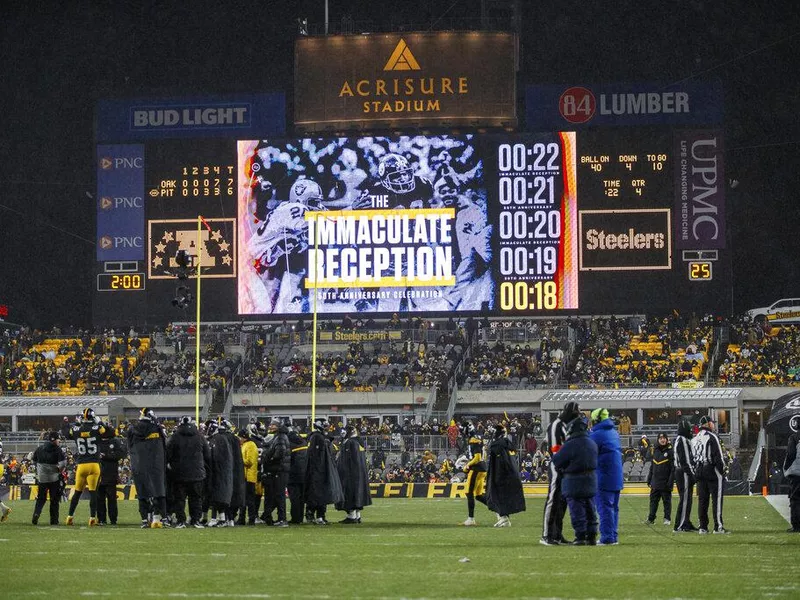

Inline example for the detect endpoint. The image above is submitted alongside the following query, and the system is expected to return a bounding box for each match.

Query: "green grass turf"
[0,496,796,599]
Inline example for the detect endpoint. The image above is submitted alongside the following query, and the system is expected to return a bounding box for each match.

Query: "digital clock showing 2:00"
[97,273,146,292]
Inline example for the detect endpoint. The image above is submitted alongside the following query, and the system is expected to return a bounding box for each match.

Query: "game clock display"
[97,273,146,292]
[489,134,578,312]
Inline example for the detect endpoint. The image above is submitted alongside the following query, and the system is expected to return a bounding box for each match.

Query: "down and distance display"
[92,130,728,325]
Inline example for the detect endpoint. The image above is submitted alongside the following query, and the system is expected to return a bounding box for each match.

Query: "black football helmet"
[378,153,415,193]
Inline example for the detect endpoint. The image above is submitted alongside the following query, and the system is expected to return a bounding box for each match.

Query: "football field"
[0,496,796,599]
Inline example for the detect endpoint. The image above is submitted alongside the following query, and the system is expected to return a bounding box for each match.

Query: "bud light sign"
[97,144,145,261]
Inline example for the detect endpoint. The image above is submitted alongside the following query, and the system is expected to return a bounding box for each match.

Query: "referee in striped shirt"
[540,401,580,545]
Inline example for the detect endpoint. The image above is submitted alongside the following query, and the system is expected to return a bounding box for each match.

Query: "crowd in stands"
[235,319,467,393]
[718,317,800,384]
[127,341,239,396]
[3,311,800,398]
[566,313,714,386]
[1,327,149,394]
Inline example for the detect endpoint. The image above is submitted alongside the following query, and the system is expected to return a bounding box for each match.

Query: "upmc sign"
[294,32,517,132]
[526,82,723,129]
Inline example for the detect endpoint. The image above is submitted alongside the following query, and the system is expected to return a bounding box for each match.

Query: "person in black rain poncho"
[127,408,168,528]
[287,426,309,524]
[205,420,233,527]
[260,419,291,527]
[336,424,372,524]
[486,424,526,528]
[304,419,343,525]
[218,419,246,527]
[166,416,210,528]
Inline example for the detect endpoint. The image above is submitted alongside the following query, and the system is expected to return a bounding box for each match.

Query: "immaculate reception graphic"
[237,133,578,315]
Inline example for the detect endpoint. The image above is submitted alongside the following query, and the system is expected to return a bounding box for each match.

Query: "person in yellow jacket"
[238,428,260,526]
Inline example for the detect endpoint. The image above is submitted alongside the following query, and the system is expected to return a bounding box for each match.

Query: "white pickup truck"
[746,298,800,324]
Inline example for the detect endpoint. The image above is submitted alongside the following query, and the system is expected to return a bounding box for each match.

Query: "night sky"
[1,0,798,328]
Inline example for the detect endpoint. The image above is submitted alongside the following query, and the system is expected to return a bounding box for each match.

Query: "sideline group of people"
[20,407,372,528]
[12,406,799,535]
[540,402,737,546]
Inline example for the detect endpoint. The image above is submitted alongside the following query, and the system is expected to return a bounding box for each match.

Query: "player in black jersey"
[65,408,111,527]
[460,421,488,526]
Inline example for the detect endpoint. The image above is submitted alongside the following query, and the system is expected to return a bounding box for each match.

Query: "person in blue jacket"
[589,408,624,545]
[551,415,598,545]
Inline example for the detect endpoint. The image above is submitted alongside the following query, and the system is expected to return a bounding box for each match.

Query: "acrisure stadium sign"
[294,31,517,132]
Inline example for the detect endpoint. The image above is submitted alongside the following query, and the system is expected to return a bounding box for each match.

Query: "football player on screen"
[353,153,434,210]
[249,178,325,313]
[445,187,493,311]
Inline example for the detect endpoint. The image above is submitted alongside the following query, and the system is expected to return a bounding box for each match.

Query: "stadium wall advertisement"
[96,144,145,261]
[674,130,725,249]
[7,482,677,501]
[96,94,286,142]
[525,82,723,129]
[294,32,517,132]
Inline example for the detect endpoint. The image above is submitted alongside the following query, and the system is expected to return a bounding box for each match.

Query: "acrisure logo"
[383,39,420,71]
[337,36,468,116]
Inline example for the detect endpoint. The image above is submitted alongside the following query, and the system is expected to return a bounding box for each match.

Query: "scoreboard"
[93,129,727,325]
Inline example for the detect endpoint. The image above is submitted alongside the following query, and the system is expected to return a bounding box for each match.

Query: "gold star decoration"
[162,231,174,242]
[218,240,230,253]
[211,230,223,242]
[222,255,232,266]
[152,255,163,268]
[155,241,167,254]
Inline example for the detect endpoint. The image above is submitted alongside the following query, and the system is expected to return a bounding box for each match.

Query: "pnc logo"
[99,236,113,249]
[100,197,113,210]
[100,157,114,170]
[383,39,420,71]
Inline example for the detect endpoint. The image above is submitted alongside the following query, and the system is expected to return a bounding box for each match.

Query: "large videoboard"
[93,129,728,325]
